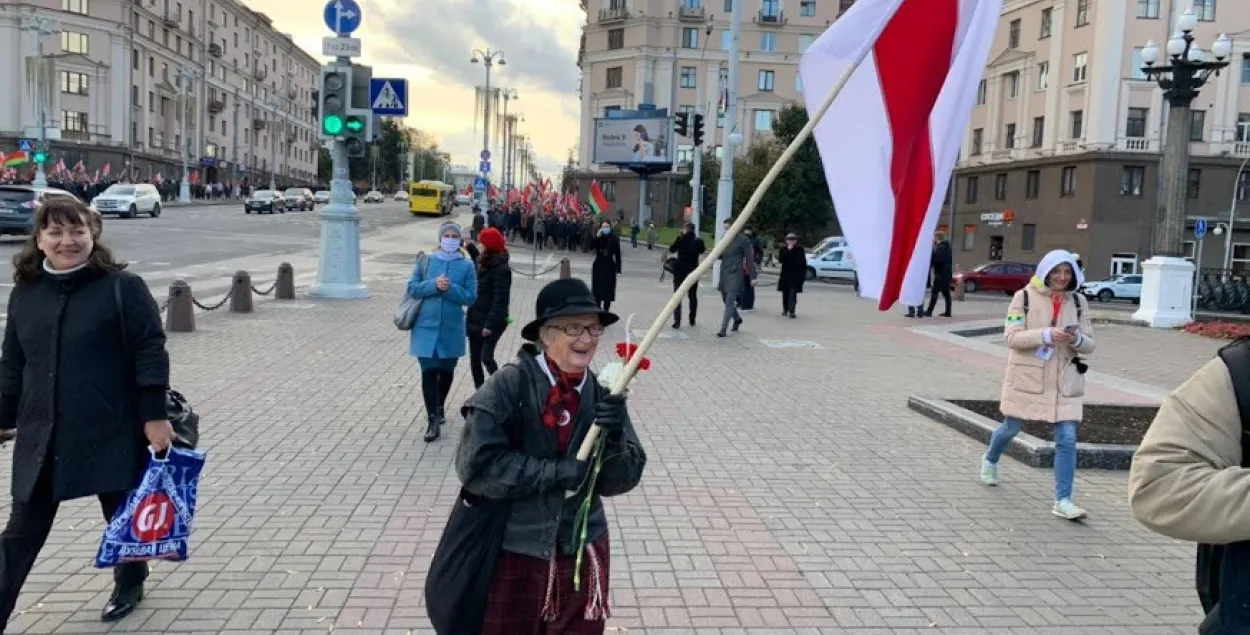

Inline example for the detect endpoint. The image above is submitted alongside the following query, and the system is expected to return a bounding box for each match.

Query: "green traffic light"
[345,117,364,133]
[322,114,344,135]
[33,152,46,163]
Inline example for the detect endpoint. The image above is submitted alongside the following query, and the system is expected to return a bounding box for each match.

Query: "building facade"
[942,0,1250,280]
[0,0,321,188]
[576,0,852,223]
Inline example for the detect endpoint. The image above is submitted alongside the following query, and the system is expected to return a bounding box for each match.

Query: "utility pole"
[712,0,743,281]
[231,87,240,197]
[471,49,505,210]
[176,66,201,202]
[267,96,280,191]
[23,16,59,188]
[689,20,712,234]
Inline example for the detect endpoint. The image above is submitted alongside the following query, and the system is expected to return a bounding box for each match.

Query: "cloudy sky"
[248,0,582,179]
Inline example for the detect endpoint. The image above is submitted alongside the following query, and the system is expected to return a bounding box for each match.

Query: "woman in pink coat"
[979,249,1096,520]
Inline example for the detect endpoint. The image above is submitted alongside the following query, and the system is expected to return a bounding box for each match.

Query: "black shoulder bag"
[1020,290,1088,374]
[113,276,200,449]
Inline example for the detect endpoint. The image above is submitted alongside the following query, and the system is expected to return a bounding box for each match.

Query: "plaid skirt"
[479,535,610,635]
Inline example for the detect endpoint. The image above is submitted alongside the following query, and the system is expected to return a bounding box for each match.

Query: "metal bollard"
[953,278,966,301]
[559,258,571,279]
[275,262,295,299]
[165,280,195,333]
[229,270,254,313]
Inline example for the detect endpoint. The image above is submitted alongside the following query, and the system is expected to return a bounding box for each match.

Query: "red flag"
[588,181,609,216]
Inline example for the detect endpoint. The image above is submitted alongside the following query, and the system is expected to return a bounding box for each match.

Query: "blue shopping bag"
[95,446,207,568]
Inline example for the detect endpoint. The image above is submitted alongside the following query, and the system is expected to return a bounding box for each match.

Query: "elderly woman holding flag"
[425,277,646,635]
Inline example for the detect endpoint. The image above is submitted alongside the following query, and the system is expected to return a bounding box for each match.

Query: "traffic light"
[319,64,350,139]
[343,110,370,158]
[692,113,705,146]
[674,112,689,137]
[32,147,46,163]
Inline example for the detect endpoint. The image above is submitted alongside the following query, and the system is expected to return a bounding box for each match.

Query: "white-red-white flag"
[799,0,1000,310]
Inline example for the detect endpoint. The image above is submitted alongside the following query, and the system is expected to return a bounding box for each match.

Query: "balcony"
[287,88,297,100]
[254,67,267,81]
[757,10,786,24]
[209,43,223,58]
[599,7,629,23]
[1058,140,1081,152]
[252,118,266,130]
[1234,142,1250,157]
[162,11,179,28]
[207,99,225,114]
[990,149,1013,161]
[1119,137,1153,152]
[678,6,705,21]
[287,132,297,143]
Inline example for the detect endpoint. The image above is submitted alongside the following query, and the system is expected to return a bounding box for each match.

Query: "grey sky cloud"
[362,0,580,95]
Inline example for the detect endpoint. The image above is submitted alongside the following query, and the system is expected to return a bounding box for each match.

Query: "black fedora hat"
[521,278,619,341]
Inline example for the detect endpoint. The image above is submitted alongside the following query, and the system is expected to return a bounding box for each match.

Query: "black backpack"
[1198,339,1250,634]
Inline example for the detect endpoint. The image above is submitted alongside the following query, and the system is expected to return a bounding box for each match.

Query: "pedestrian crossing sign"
[368,78,407,116]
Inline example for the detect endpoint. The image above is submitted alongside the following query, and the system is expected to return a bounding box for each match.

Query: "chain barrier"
[509,261,563,279]
[190,287,233,312]
[252,280,278,296]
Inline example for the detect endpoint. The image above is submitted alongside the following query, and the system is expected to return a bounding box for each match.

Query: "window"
[607,28,624,50]
[61,31,88,54]
[1031,117,1044,147]
[971,128,983,155]
[761,0,779,17]
[1025,170,1040,199]
[1036,62,1049,90]
[796,73,803,92]
[682,28,699,48]
[1194,0,1215,21]
[965,176,979,203]
[601,181,617,202]
[603,105,621,117]
[1126,107,1148,138]
[1072,52,1087,82]
[722,31,731,50]
[962,224,976,251]
[1137,0,1160,18]
[1188,168,1202,198]
[1121,166,1145,196]
[680,66,697,88]
[753,109,774,132]
[1008,19,1020,48]
[1242,54,1250,85]
[61,110,88,133]
[1060,166,1076,196]
[975,79,986,105]
[798,34,814,52]
[1004,122,1016,149]
[1239,113,1250,142]
[1075,0,1089,26]
[758,70,775,91]
[800,0,816,16]
[1021,224,1037,252]
[994,173,1007,200]
[60,71,89,95]
[1040,8,1052,37]
[760,32,776,52]
[1191,110,1206,141]
[1070,110,1083,138]
[62,0,88,14]
[1233,244,1250,274]
[682,0,700,7]
[1005,71,1019,99]
[724,0,732,11]
[605,66,622,89]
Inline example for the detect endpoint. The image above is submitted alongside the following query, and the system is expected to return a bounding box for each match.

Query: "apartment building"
[943,0,1250,280]
[0,0,320,188]
[576,0,853,221]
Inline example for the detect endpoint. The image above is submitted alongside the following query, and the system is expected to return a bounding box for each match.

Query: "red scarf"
[542,355,584,454]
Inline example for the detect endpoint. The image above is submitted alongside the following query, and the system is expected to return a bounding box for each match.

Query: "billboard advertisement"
[591,117,675,165]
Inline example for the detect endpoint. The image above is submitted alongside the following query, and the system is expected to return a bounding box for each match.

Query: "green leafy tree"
[694,149,720,231]
[317,148,331,183]
[764,103,837,243]
[560,156,577,193]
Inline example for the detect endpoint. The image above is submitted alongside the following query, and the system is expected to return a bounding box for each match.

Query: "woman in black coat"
[776,232,806,318]
[588,219,622,311]
[465,227,512,389]
[0,199,174,627]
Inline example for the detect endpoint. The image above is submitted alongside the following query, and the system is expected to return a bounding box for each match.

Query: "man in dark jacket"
[668,222,706,328]
[924,231,954,317]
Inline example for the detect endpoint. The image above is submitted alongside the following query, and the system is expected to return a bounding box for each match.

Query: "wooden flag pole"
[567,18,888,496]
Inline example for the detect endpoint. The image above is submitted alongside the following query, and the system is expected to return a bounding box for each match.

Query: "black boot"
[421,370,442,443]
[102,563,147,622]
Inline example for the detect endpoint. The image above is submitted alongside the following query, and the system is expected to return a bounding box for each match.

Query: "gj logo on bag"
[96,447,207,568]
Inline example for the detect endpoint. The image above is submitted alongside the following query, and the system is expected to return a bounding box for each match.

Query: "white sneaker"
[979,457,998,486]
[1052,498,1088,521]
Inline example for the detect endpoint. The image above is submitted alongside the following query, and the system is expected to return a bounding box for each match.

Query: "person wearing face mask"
[0,199,173,627]
[667,222,706,328]
[589,221,622,312]
[979,249,1095,521]
[407,222,479,443]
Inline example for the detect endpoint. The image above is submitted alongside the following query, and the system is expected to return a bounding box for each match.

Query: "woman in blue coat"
[408,221,478,442]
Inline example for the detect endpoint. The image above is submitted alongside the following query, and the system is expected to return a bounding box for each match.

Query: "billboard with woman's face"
[591,117,675,165]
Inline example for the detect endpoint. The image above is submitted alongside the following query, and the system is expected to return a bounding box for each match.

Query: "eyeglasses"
[546,323,605,337]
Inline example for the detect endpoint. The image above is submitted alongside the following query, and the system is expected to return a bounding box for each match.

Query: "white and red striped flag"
[799,0,1000,310]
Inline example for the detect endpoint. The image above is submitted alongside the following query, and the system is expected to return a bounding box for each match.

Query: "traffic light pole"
[690,71,706,234]
[310,54,367,300]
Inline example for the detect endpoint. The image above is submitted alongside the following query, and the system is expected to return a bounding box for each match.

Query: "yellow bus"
[409,180,454,216]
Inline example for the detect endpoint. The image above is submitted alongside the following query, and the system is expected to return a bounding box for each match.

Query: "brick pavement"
[0,227,1213,634]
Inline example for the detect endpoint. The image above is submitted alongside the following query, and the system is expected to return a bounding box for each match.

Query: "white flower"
[598,361,625,391]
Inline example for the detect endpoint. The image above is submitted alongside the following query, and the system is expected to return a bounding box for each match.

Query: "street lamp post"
[22,16,60,189]
[1224,152,1250,270]
[1131,10,1230,327]
[176,66,202,202]
[471,49,505,211]
[712,0,743,282]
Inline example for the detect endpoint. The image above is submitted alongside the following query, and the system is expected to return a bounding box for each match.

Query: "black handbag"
[114,277,200,449]
[423,488,512,635]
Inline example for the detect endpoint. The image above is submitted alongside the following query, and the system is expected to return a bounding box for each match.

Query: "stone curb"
[906,395,1138,470]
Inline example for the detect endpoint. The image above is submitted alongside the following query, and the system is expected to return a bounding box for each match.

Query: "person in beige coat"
[979,249,1096,520]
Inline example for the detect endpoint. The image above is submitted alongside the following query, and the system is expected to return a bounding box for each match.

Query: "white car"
[363,190,384,203]
[90,183,162,218]
[313,190,331,204]
[806,246,856,281]
[1081,274,1142,303]
[393,191,409,201]
[454,193,471,206]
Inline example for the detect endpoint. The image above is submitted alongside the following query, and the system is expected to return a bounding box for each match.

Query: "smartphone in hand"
[1063,324,1080,334]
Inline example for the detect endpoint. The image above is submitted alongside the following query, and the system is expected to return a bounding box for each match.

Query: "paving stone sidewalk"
[0,231,1211,634]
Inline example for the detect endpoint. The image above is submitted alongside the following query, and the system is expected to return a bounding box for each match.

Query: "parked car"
[313,190,331,204]
[245,190,286,214]
[951,262,1035,294]
[362,190,384,203]
[806,245,856,281]
[1081,274,1142,303]
[0,185,82,236]
[90,183,162,218]
[393,190,409,201]
[809,235,846,257]
[454,193,471,206]
[284,187,314,211]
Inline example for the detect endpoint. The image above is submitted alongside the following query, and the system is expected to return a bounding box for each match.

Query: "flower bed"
[1184,321,1250,340]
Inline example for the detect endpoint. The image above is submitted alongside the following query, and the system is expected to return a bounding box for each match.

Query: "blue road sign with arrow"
[323,0,362,35]
[479,161,491,174]
[1196,217,1208,239]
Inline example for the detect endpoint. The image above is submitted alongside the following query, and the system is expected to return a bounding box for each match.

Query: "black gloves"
[555,458,590,492]
[594,393,628,436]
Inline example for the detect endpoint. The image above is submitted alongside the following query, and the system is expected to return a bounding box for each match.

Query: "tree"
[560,156,577,193]
[694,149,720,231]
[763,103,837,242]
[317,148,331,183]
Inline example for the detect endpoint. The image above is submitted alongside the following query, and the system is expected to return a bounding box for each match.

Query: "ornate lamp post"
[1131,9,1231,327]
